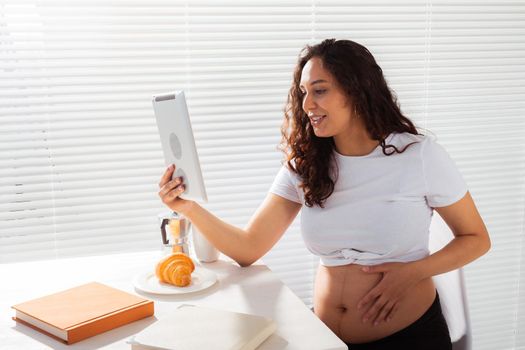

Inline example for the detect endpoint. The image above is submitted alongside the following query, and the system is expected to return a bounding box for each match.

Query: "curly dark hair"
[279,39,421,208]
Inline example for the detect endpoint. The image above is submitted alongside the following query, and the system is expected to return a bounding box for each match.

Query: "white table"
[0,251,347,350]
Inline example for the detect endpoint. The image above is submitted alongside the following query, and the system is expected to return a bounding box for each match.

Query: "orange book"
[12,281,154,344]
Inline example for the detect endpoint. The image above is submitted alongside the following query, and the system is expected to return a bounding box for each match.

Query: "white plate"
[133,266,218,295]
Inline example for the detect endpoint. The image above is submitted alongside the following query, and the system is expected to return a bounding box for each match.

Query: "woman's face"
[299,57,356,138]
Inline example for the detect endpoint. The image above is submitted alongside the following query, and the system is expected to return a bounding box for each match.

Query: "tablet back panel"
[152,91,208,203]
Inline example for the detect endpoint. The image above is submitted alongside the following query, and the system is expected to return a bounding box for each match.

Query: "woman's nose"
[302,93,316,112]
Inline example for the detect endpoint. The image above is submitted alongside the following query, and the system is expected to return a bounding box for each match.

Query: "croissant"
[155,252,195,287]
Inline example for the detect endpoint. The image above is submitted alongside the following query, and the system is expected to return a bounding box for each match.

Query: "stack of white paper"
[128,305,276,350]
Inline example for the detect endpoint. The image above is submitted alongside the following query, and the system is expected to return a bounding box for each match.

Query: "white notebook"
[128,305,276,350]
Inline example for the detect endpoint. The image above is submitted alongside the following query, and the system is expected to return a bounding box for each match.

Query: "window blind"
[0,0,319,305]
[1,1,524,348]
[426,3,524,350]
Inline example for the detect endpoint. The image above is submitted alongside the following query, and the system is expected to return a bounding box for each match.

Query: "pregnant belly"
[314,263,436,344]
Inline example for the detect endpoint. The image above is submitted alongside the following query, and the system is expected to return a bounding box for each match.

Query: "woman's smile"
[310,115,327,126]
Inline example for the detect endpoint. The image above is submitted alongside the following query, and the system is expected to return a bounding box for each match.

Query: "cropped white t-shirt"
[269,132,468,267]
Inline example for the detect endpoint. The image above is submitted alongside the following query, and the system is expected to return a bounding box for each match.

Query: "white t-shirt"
[269,132,468,267]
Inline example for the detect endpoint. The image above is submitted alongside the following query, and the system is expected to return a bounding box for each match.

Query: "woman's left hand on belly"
[357,262,423,326]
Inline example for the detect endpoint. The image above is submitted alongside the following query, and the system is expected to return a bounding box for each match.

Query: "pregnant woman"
[158,39,491,349]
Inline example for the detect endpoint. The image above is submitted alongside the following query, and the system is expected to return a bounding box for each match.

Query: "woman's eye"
[299,89,326,96]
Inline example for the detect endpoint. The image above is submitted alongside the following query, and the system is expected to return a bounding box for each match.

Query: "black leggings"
[345,292,452,350]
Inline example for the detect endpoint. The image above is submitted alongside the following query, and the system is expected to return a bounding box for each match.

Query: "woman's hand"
[357,262,423,326]
[158,164,195,215]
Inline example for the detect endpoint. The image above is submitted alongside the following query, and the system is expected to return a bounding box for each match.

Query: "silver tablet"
[152,91,208,203]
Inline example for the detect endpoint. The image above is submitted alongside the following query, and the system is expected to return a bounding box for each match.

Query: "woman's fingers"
[373,301,395,326]
[166,184,185,198]
[362,295,386,324]
[386,302,399,323]
[158,164,175,188]
[158,164,188,204]
[160,181,185,203]
[160,185,184,206]
[157,164,194,215]
[159,176,183,197]
[357,287,380,311]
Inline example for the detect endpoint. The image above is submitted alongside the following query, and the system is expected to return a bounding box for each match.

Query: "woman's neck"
[333,126,379,157]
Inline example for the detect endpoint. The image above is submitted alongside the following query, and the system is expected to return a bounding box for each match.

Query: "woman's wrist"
[179,200,197,218]
[408,260,428,282]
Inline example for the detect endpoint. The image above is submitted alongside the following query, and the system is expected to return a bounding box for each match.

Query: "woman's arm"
[412,191,491,278]
[158,164,302,267]
[358,191,491,325]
